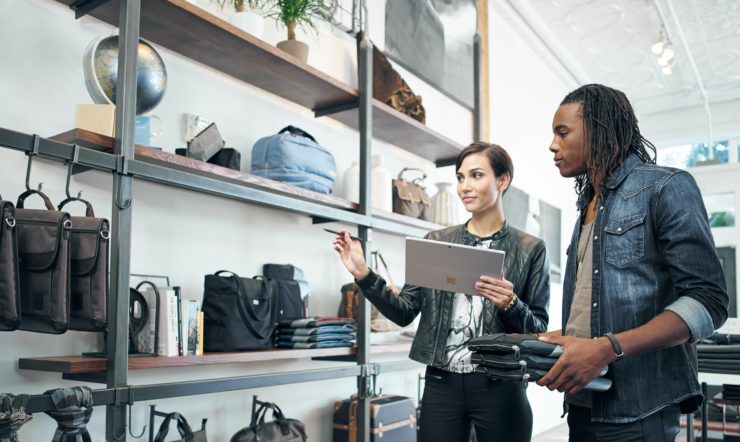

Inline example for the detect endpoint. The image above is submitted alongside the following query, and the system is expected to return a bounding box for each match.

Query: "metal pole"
[701,382,708,442]
[107,0,139,439]
[473,31,483,141]
[357,14,373,442]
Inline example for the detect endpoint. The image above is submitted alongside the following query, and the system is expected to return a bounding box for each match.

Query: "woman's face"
[456,152,508,214]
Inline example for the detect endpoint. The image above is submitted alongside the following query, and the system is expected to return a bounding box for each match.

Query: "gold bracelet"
[503,294,518,311]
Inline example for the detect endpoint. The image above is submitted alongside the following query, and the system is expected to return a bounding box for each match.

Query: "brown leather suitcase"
[333,395,416,442]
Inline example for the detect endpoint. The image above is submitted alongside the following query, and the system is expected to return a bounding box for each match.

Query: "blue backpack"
[251,126,336,194]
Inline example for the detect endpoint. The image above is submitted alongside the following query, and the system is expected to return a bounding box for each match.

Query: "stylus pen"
[323,228,361,242]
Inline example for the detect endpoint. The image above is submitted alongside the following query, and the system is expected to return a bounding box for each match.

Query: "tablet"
[405,237,506,295]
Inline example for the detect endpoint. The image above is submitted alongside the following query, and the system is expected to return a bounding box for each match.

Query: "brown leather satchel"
[0,195,21,331]
[362,33,426,124]
[15,189,72,334]
[392,168,432,221]
[58,196,109,332]
[337,251,403,332]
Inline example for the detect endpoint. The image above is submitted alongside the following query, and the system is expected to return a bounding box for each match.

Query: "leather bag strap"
[278,125,317,142]
[214,271,275,341]
[57,196,95,217]
[152,412,177,442]
[16,189,55,210]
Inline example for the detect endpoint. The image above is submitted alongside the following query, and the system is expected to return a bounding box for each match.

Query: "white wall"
[640,99,740,148]
[488,6,575,435]
[0,0,575,439]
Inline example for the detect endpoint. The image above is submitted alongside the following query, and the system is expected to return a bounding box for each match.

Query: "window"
[704,192,736,228]
[657,138,738,169]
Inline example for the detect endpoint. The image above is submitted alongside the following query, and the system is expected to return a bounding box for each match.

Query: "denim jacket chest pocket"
[603,213,646,267]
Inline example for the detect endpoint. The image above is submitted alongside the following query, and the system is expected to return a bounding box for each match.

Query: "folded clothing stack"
[468,333,612,392]
[276,317,356,349]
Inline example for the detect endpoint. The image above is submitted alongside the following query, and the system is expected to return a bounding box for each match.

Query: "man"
[537,83,728,441]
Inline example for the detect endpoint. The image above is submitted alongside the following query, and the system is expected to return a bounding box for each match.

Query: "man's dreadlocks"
[561,84,657,209]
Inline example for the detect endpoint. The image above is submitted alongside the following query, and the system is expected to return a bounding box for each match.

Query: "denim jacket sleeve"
[656,171,728,341]
[500,241,550,334]
[356,271,421,327]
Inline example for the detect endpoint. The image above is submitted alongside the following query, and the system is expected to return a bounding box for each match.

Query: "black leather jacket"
[356,222,550,367]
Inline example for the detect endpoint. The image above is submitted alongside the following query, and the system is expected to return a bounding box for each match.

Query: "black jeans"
[419,366,532,442]
[568,404,680,442]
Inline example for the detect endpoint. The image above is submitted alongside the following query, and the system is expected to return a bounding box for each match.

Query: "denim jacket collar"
[605,153,643,190]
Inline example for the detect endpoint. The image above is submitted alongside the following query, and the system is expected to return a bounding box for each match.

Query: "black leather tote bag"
[231,402,307,442]
[15,189,71,334]
[153,412,208,442]
[202,271,278,352]
[57,197,109,332]
[0,195,21,331]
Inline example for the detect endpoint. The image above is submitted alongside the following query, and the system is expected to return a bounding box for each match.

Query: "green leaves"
[265,0,329,36]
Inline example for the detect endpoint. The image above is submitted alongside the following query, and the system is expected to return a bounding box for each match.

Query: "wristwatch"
[604,332,624,362]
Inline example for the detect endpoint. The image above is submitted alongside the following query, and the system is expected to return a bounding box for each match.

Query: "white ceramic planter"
[276,39,309,63]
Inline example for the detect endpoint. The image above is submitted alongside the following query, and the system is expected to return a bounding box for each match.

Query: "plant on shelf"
[266,0,328,63]
[211,0,267,38]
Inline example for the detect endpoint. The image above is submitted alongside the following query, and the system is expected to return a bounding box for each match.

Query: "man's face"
[550,102,588,178]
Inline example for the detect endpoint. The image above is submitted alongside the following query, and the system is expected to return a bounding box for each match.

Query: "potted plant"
[267,0,327,63]
[213,0,266,38]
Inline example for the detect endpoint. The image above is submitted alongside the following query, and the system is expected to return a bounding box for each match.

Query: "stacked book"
[468,333,612,392]
[276,317,356,349]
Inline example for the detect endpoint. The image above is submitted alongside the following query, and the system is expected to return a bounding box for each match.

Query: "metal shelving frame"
[0,0,482,440]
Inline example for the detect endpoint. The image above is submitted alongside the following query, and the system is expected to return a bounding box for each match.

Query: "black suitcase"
[333,395,416,442]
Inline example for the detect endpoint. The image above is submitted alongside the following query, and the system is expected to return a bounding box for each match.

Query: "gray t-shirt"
[566,221,595,408]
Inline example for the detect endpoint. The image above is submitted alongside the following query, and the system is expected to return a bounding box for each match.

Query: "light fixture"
[652,27,675,75]
[661,59,674,75]
[651,30,666,54]
[662,44,674,61]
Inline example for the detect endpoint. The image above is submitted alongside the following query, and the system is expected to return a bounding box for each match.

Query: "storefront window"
[658,139,738,169]
[704,192,736,228]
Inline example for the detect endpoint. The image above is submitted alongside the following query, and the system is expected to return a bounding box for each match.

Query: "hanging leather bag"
[57,196,109,332]
[392,168,432,221]
[0,195,21,331]
[153,412,208,442]
[202,270,278,352]
[15,189,72,334]
[231,401,307,442]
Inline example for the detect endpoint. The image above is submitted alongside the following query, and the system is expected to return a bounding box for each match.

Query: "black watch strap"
[604,332,624,361]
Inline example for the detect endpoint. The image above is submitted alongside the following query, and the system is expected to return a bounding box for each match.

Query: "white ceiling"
[493,0,740,116]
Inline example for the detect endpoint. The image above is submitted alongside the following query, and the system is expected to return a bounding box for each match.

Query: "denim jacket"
[358,222,550,367]
[562,154,729,423]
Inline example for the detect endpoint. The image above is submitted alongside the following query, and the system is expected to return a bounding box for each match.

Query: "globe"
[83,35,167,115]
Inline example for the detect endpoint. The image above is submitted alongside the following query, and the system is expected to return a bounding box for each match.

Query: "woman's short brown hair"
[455,142,514,194]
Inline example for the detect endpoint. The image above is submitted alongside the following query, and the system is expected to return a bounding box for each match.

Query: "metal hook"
[114,155,132,210]
[24,135,41,192]
[65,144,81,200]
[112,426,126,441]
[128,402,147,438]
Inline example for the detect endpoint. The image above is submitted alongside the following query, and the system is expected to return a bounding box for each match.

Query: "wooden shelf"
[331,99,465,165]
[50,129,445,234]
[53,0,465,164]
[52,129,355,210]
[18,343,412,374]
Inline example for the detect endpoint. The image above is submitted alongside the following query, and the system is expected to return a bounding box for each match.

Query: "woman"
[332,142,550,442]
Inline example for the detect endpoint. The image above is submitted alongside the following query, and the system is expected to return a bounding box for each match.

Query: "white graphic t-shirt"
[443,238,492,373]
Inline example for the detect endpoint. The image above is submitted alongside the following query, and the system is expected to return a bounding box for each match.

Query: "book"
[197,311,204,356]
[186,300,200,356]
[139,287,180,357]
